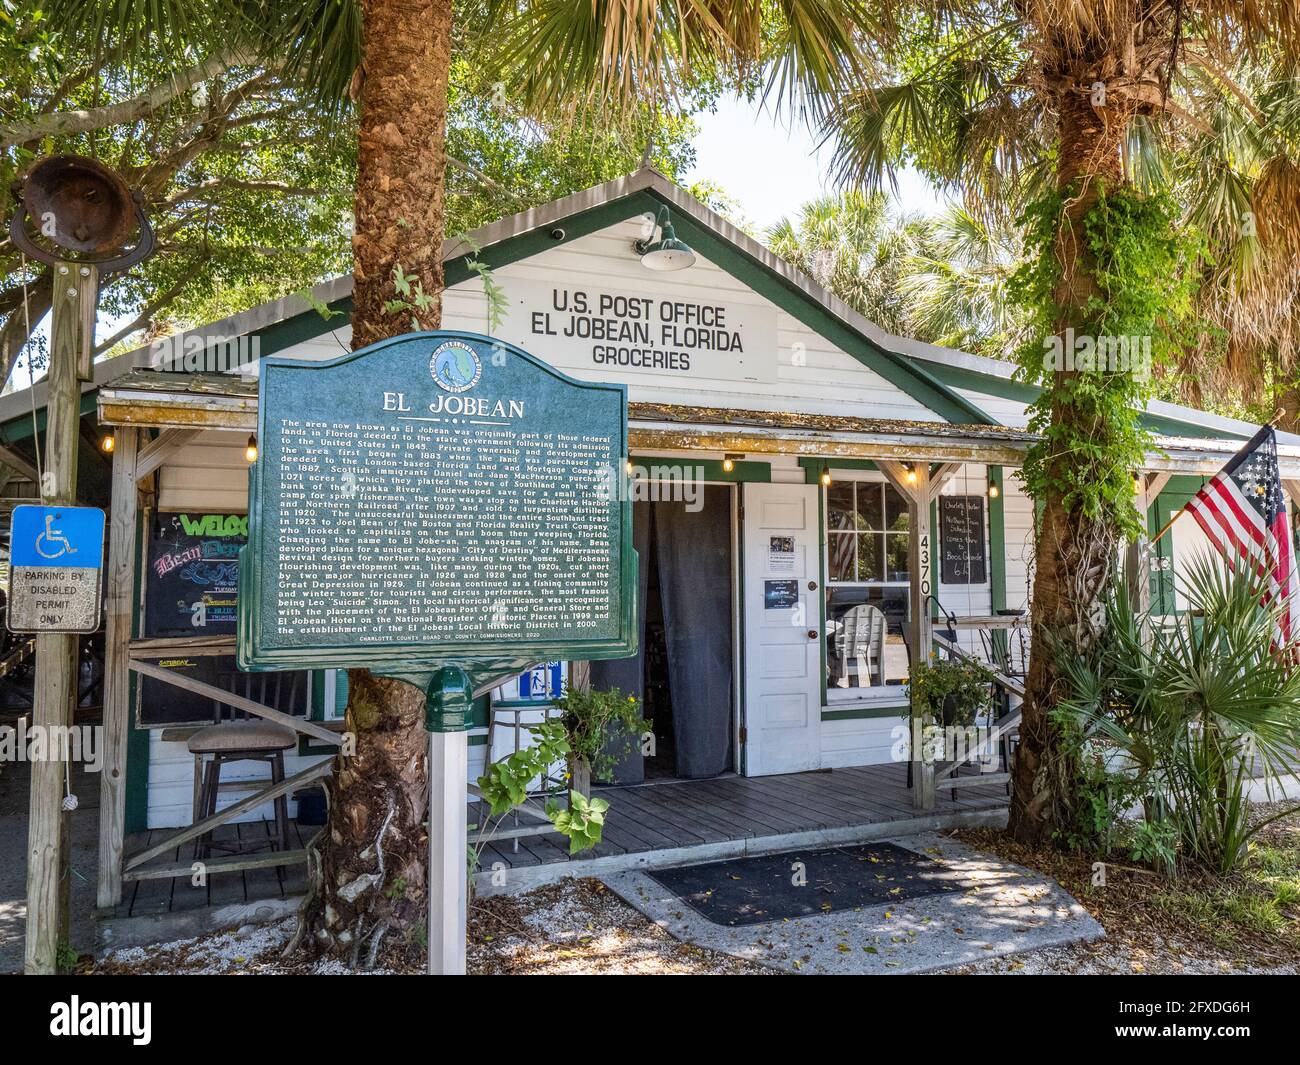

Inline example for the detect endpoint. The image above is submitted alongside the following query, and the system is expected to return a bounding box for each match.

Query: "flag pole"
[1149,407,1288,547]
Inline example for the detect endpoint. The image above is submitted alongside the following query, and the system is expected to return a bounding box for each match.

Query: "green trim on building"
[1149,474,1207,616]
[658,198,994,425]
[630,455,770,483]
[821,704,907,721]
[798,457,877,483]
[1,392,98,444]
[920,361,1039,405]
[815,479,828,707]
[919,359,1249,441]
[987,467,1009,660]
[253,297,354,359]
[987,468,1008,612]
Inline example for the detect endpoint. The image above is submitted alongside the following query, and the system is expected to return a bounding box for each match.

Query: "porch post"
[909,465,934,809]
[97,427,140,908]
[879,460,935,810]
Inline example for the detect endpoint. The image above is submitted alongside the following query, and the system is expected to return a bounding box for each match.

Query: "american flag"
[1185,424,1300,643]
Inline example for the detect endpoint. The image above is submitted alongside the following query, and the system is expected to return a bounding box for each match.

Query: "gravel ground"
[95,918,408,975]
[92,808,1300,975]
[94,880,769,975]
[468,879,771,975]
[948,935,1299,974]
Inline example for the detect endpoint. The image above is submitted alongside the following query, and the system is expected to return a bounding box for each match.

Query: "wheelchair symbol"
[34,514,76,560]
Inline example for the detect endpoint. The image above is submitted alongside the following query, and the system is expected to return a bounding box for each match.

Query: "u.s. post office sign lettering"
[238,331,638,671]
[498,278,778,385]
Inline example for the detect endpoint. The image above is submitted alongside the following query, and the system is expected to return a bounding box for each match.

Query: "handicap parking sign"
[7,504,106,633]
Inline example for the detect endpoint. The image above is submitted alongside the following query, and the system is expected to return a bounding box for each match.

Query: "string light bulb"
[820,466,832,487]
[904,464,918,485]
[100,434,115,454]
[245,434,258,463]
[988,483,999,499]
[722,452,743,474]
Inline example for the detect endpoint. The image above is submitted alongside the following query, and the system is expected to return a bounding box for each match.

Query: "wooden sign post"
[238,331,638,974]
[20,263,95,974]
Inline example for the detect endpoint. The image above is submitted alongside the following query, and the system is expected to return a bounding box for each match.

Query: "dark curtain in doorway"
[654,487,733,778]
[589,500,650,784]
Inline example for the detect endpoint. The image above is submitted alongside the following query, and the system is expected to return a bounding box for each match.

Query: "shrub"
[1055,554,1300,874]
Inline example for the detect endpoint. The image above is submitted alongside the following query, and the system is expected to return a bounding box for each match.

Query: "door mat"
[645,842,961,927]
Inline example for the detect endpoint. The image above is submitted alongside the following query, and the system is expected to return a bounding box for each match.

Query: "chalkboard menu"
[939,495,987,584]
[144,512,246,637]
[239,331,637,671]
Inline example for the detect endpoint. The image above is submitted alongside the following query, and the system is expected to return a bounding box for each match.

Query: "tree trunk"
[1008,78,1131,845]
[305,0,453,965]
[350,0,450,349]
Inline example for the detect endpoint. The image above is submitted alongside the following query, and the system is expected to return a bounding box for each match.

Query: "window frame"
[821,471,912,705]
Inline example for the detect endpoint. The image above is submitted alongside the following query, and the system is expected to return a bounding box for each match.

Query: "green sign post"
[238,330,638,974]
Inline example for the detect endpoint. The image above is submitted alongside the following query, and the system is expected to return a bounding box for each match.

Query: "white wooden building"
[4,168,1298,908]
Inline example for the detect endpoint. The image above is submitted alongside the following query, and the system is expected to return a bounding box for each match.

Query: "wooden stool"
[188,721,298,860]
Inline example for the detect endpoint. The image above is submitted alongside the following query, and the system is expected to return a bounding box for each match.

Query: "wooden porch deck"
[113,762,1009,916]
[472,761,1010,894]
[116,818,313,918]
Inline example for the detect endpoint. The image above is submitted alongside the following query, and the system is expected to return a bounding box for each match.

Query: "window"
[824,477,911,699]
[826,480,909,582]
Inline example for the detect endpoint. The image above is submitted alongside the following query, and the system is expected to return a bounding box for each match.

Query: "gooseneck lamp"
[635,206,696,272]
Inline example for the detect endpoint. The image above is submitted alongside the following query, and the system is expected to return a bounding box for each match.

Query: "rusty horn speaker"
[9,155,154,271]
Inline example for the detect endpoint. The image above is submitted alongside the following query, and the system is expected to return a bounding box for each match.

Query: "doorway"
[590,483,736,782]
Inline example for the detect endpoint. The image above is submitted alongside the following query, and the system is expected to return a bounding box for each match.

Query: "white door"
[742,482,822,775]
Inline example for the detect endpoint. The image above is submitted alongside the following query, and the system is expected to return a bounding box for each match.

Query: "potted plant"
[909,656,992,729]
[550,685,649,800]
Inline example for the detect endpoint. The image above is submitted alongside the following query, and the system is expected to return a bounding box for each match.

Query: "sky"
[9,92,948,391]
[685,93,949,234]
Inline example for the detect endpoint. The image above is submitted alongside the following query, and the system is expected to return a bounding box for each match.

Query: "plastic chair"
[834,604,887,687]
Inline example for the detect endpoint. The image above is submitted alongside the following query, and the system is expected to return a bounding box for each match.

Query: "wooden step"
[936,773,1010,790]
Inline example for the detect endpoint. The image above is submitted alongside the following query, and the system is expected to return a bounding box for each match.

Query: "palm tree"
[48,0,877,963]
[1139,62,1300,426]
[899,205,1024,356]
[825,3,1300,844]
[764,190,928,337]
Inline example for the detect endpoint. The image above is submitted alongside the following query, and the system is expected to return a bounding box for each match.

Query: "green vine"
[1011,184,1204,536]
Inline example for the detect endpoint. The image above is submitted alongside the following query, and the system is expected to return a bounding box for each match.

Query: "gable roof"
[3,167,1291,448]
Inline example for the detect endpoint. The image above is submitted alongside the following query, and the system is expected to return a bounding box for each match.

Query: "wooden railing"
[119,633,342,882]
[913,628,1024,806]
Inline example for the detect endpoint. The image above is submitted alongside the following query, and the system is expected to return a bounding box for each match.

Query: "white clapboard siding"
[146,733,332,829]
[157,430,250,512]
[1002,470,1036,612]
[445,220,944,420]
[955,387,1030,428]
[266,218,946,422]
[820,714,908,768]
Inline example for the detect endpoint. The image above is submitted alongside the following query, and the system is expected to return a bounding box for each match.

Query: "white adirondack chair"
[834,604,887,687]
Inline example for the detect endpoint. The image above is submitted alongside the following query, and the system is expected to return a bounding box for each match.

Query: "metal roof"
[6,167,1290,447]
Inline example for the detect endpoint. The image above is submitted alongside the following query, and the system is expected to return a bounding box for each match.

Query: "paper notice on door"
[764,579,799,610]
[768,535,795,573]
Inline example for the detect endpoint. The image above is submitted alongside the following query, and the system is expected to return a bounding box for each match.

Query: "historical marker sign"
[7,504,105,633]
[238,331,637,673]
